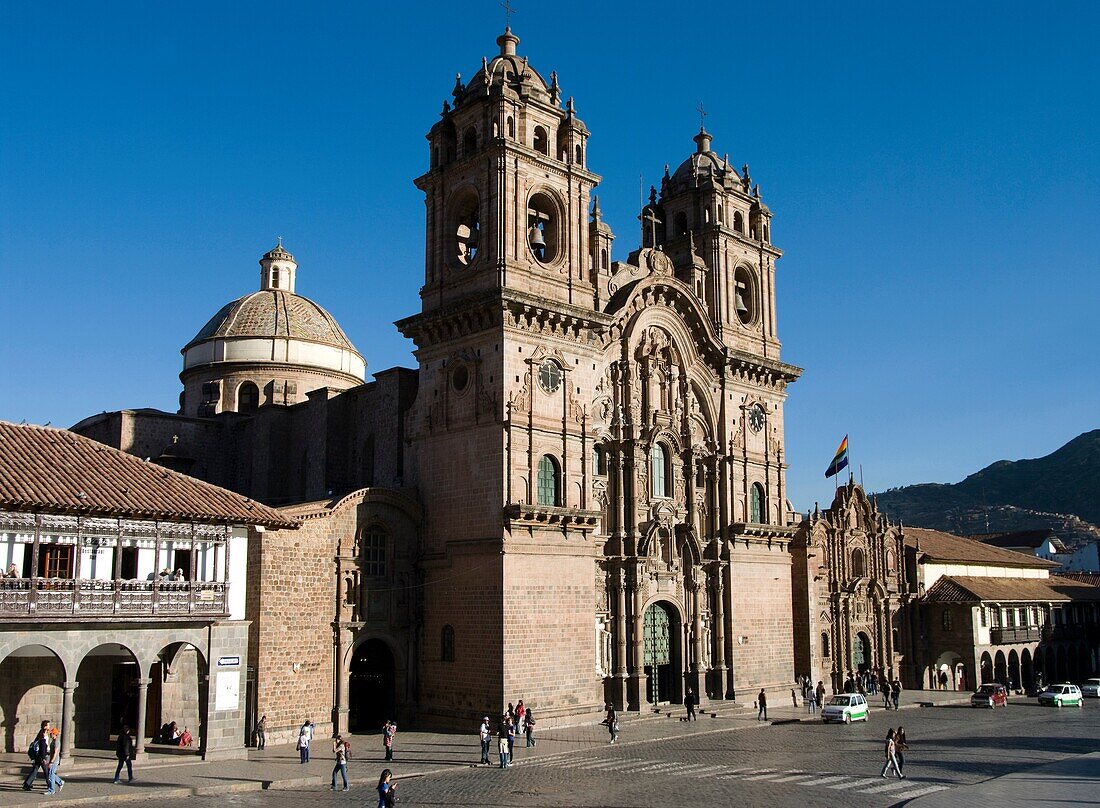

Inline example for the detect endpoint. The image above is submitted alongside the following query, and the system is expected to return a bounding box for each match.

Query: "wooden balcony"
[0,578,228,620]
[989,626,1042,645]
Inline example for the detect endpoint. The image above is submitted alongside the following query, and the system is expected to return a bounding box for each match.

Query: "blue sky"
[1,1,1097,511]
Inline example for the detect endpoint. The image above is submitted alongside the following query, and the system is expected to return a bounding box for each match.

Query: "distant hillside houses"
[969,530,1100,573]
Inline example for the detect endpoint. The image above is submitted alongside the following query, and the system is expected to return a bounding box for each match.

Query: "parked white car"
[821,693,869,724]
[1081,678,1100,698]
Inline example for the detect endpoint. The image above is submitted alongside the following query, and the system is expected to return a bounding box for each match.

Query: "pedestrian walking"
[807,688,817,714]
[382,719,397,762]
[791,688,799,708]
[815,680,826,711]
[525,708,536,747]
[23,721,50,791]
[516,700,526,735]
[880,728,904,778]
[376,768,397,807]
[883,681,892,709]
[603,704,619,743]
[45,727,65,794]
[757,688,768,721]
[113,723,135,784]
[497,714,511,768]
[297,719,314,763]
[895,726,909,775]
[939,670,949,690]
[255,715,267,750]
[479,716,492,764]
[891,679,902,711]
[684,688,697,721]
[330,735,350,791]
[506,713,516,759]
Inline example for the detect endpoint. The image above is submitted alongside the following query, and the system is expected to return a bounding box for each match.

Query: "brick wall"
[730,542,796,696]
[248,518,337,742]
[0,656,63,753]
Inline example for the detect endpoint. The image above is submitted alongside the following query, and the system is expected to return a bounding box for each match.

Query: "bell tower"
[415,28,602,312]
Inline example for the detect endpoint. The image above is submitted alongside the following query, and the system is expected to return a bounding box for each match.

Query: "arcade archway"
[74,643,139,748]
[349,639,395,733]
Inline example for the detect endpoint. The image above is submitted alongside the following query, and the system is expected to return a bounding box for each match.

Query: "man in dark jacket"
[684,689,697,721]
[113,724,135,784]
[22,721,50,791]
[757,688,768,721]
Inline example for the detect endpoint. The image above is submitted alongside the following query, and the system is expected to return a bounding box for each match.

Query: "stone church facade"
[74,28,808,737]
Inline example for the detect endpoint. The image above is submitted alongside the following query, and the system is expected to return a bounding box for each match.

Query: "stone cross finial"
[697,101,707,128]
[501,0,517,27]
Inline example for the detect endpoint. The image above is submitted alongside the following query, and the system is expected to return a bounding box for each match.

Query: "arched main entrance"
[643,601,681,705]
[349,639,395,733]
[852,632,872,674]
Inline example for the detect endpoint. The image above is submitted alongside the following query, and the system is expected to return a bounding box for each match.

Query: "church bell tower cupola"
[259,239,297,293]
[415,28,602,313]
[650,127,783,357]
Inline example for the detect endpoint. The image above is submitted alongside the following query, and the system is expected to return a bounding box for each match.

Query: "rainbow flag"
[824,435,849,479]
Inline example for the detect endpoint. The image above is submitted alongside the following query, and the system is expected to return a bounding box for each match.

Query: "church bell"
[528,223,546,249]
[735,291,749,316]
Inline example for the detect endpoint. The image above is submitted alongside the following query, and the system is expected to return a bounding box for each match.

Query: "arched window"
[750,482,766,523]
[892,628,899,648]
[237,382,259,413]
[851,548,865,578]
[886,549,896,574]
[463,127,477,156]
[537,455,561,506]
[821,632,830,658]
[271,267,280,288]
[441,625,455,662]
[360,528,386,577]
[674,211,688,236]
[533,125,549,155]
[575,145,583,165]
[733,211,744,233]
[600,248,609,269]
[651,444,669,498]
[507,116,515,139]
[763,224,770,243]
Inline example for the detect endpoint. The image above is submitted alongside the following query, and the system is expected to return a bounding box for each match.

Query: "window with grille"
[651,444,668,498]
[537,455,561,506]
[361,529,386,577]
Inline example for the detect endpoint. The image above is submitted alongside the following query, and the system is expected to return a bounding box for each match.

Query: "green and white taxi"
[821,693,869,723]
[1037,683,1083,707]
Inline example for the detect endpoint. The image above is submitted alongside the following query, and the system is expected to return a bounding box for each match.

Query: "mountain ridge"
[874,430,1100,546]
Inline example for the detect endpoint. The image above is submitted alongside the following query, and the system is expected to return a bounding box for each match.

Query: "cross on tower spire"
[501,0,517,28]
[696,102,708,130]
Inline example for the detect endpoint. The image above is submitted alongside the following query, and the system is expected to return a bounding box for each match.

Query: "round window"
[452,365,469,393]
[538,359,562,393]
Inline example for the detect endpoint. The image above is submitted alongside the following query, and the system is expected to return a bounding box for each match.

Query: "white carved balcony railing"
[0,578,228,619]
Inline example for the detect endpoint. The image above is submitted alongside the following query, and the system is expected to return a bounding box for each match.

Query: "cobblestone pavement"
[139,699,1098,808]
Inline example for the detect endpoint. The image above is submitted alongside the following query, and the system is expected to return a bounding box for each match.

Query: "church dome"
[671,127,731,184]
[179,243,366,417]
[460,28,554,105]
[186,289,359,352]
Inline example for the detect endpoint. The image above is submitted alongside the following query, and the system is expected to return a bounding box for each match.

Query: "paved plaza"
[5,694,1097,807]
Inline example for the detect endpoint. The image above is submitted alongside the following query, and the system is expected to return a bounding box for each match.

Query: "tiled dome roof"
[186,290,359,353]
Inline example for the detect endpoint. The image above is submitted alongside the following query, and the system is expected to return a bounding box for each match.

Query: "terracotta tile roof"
[923,575,1100,603]
[0,421,296,528]
[1054,572,1100,588]
[904,527,1056,569]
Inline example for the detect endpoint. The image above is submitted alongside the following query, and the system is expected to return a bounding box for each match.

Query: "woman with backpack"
[23,722,50,792]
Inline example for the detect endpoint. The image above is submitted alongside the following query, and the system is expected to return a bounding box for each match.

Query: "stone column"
[135,678,150,753]
[61,681,77,755]
[689,577,705,702]
[613,567,628,709]
[333,626,349,735]
[627,569,646,711]
[710,562,727,699]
